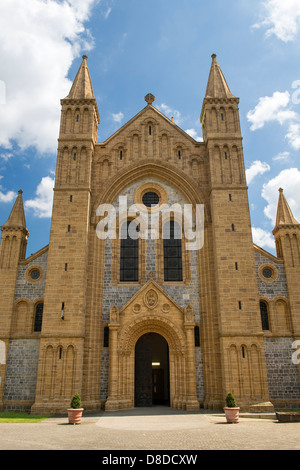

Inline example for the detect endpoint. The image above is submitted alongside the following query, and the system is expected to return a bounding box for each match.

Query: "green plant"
[225,392,237,408]
[70,393,82,409]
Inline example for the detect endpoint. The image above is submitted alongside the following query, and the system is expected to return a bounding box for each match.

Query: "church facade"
[0,55,300,414]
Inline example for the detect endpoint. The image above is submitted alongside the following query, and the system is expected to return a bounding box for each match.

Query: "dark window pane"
[163,221,183,282]
[142,192,159,208]
[260,301,269,331]
[120,221,139,282]
[34,303,44,332]
[103,326,109,348]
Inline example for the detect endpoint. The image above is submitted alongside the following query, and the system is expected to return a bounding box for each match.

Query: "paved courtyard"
[0,407,299,451]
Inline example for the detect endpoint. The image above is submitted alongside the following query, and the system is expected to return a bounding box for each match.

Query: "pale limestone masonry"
[0,54,299,414]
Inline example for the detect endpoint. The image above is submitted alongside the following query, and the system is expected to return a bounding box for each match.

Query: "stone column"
[184,305,199,410]
[105,305,120,411]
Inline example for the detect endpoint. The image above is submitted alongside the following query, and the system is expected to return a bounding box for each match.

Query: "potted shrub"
[224,392,240,423]
[67,393,84,425]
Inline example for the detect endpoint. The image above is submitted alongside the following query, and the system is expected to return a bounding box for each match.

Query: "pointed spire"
[205,54,235,99]
[2,190,28,231]
[66,55,95,100]
[275,188,299,228]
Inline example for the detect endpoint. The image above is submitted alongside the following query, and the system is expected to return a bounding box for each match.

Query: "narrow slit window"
[194,326,200,347]
[229,194,232,201]
[59,347,63,359]
[34,303,44,332]
[73,153,76,161]
[232,224,235,232]
[103,326,109,348]
[68,225,71,232]
[235,262,238,271]
[260,301,270,331]
[65,263,68,271]
[178,150,181,160]
[225,152,228,160]
[70,195,73,202]
[120,150,123,160]
[149,125,152,135]
[239,301,242,310]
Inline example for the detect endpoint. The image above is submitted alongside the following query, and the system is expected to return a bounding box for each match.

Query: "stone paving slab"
[0,407,299,451]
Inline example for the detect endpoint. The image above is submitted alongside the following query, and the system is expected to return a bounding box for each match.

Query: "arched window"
[120,221,139,282]
[260,301,270,331]
[163,220,183,282]
[34,303,44,332]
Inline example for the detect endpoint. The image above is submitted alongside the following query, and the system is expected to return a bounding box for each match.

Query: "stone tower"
[32,56,100,413]
[273,189,300,354]
[200,54,271,408]
[0,190,29,409]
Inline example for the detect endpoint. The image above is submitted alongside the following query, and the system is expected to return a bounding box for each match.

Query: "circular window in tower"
[142,191,160,208]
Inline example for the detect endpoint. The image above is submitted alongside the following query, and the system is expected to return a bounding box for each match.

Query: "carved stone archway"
[105,281,199,411]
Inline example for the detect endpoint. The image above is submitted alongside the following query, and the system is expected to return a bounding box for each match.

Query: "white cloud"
[272,151,290,162]
[247,91,300,149]
[262,168,300,225]
[0,190,17,203]
[247,91,297,131]
[104,7,112,19]
[185,128,203,142]
[25,176,55,218]
[157,103,182,125]
[252,227,275,250]
[254,0,300,42]
[0,0,97,154]
[246,160,271,184]
[286,123,300,150]
[112,112,124,123]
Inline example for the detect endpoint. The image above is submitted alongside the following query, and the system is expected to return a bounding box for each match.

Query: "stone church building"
[0,54,299,414]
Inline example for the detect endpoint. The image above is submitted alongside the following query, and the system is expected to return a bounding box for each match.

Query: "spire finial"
[82,54,88,60]
[211,53,217,60]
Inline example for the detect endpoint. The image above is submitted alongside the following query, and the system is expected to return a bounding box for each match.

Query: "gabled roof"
[100,96,201,146]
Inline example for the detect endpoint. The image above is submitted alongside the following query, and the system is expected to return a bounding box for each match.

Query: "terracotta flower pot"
[67,408,84,425]
[224,407,240,423]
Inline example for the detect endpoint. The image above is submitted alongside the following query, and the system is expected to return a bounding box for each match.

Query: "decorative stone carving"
[162,303,170,314]
[110,304,119,324]
[132,303,141,314]
[184,304,194,323]
[144,289,158,309]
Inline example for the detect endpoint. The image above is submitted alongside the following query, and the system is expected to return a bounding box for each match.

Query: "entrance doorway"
[135,333,170,407]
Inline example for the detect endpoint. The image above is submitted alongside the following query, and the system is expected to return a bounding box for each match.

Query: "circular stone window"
[262,268,273,279]
[30,269,41,280]
[142,191,160,208]
[259,264,278,283]
[25,266,44,284]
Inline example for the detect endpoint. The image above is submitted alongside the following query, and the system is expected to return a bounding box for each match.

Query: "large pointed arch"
[91,160,211,224]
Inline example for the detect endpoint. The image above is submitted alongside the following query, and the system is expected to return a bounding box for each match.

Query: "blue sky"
[1,0,300,256]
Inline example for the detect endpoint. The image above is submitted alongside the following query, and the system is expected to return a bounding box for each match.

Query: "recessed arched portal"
[135,333,170,407]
